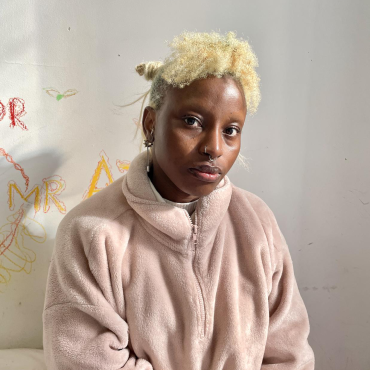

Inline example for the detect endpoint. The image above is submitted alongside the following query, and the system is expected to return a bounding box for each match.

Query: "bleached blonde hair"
[122,31,261,169]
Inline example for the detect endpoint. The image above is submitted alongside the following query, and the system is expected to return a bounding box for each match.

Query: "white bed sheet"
[0,348,46,370]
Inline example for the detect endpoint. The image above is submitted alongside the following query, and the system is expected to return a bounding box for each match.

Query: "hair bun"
[135,61,163,81]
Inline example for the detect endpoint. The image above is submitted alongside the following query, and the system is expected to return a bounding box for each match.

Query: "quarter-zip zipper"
[185,209,207,338]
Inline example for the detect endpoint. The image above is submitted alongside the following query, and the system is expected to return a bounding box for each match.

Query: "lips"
[191,165,221,175]
[188,165,221,183]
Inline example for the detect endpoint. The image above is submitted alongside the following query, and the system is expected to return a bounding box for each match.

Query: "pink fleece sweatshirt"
[42,151,315,370]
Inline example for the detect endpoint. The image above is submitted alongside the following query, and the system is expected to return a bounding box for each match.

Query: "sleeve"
[42,215,153,370]
[261,207,315,370]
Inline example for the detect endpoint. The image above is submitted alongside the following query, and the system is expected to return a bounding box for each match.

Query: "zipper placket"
[185,209,207,338]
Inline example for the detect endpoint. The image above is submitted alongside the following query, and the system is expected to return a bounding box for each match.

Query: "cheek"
[154,129,187,170]
[223,136,241,150]
[162,127,194,156]
[224,142,241,166]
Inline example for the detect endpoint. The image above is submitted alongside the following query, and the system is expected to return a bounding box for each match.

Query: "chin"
[181,177,223,198]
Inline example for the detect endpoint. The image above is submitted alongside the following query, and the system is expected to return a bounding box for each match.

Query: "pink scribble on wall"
[0,204,47,288]
[7,98,28,130]
[0,100,5,121]
[0,205,24,257]
[0,148,30,191]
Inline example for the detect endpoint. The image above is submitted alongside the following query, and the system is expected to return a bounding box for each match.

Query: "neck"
[149,164,200,203]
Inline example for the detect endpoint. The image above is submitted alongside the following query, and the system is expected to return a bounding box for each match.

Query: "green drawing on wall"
[43,88,78,101]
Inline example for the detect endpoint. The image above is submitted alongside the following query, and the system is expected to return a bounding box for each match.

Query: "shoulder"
[229,185,288,269]
[230,184,274,226]
[56,175,133,247]
[230,184,287,247]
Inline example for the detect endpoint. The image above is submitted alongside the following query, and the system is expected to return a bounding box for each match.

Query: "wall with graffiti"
[0,30,140,346]
[0,109,136,343]
[2,2,370,369]
[0,147,130,289]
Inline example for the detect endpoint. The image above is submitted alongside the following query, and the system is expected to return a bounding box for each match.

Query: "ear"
[142,106,156,141]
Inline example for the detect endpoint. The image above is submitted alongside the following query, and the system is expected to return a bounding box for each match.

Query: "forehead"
[163,76,247,112]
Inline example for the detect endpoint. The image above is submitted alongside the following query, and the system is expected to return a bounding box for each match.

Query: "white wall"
[0,0,369,368]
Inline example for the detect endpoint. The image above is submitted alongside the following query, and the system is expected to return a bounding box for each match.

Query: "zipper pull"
[193,224,198,245]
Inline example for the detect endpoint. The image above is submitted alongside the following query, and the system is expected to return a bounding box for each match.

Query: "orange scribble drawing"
[8,175,67,216]
[1,148,30,191]
[83,150,114,200]
[116,159,130,174]
[0,205,47,290]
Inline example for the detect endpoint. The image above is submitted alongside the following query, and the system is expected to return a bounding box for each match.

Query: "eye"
[183,116,202,127]
[224,126,241,137]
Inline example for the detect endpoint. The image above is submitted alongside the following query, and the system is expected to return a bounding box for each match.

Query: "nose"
[201,127,222,160]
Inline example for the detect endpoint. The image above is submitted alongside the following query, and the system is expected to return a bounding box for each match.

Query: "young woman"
[43,31,315,369]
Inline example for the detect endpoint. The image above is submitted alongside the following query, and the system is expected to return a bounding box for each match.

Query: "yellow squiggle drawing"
[83,150,114,200]
[83,151,132,199]
[42,175,67,214]
[1,149,64,291]
[0,205,47,291]
[7,175,66,216]
[8,182,41,213]
[116,159,130,174]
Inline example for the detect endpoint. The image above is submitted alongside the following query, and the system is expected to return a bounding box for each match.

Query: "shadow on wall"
[0,147,65,293]
[0,145,132,293]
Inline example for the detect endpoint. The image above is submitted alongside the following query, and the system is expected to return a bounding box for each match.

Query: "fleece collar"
[121,151,232,254]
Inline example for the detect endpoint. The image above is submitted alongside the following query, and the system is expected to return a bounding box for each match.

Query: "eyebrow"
[177,101,246,123]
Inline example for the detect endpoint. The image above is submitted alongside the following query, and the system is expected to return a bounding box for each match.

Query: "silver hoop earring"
[143,129,154,173]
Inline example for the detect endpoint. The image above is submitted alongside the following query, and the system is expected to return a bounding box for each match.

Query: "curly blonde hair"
[122,31,260,169]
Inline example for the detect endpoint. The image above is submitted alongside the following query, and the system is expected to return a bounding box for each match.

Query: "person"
[42,31,315,369]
